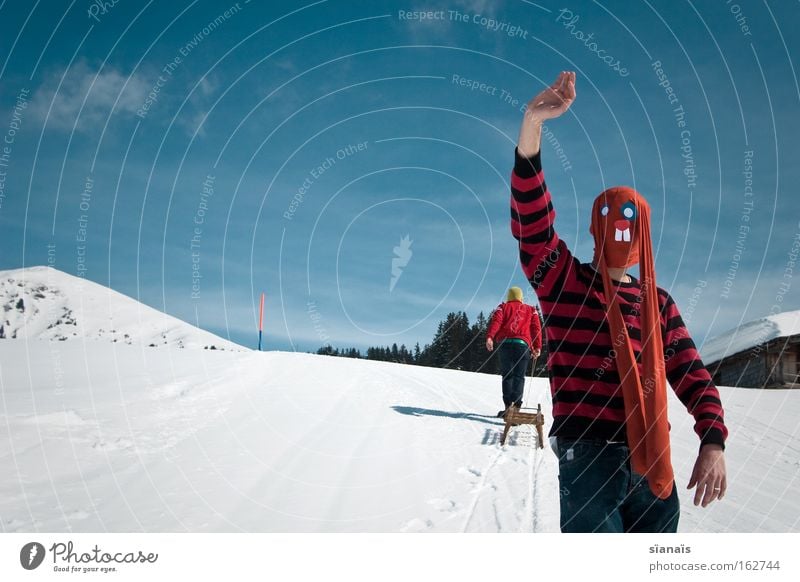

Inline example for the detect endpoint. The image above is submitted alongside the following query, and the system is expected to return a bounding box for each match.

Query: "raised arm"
[511,72,576,292]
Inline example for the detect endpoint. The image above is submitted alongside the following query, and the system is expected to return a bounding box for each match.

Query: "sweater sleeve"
[661,291,728,450]
[486,305,504,340]
[511,148,576,300]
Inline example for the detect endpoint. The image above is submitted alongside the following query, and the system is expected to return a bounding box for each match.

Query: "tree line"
[316,308,548,377]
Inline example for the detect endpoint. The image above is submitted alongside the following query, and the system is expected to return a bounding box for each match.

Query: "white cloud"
[174,73,219,138]
[197,76,216,96]
[178,109,211,138]
[30,60,151,132]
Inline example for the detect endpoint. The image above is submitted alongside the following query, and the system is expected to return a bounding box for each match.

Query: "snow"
[1,341,798,532]
[0,266,242,350]
[700,310,800,365]
[0,268,798,533]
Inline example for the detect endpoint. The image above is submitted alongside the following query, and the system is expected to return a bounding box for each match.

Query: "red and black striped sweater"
[510,148,727,448]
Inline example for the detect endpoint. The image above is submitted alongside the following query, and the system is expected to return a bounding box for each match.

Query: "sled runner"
[500,403,545,448]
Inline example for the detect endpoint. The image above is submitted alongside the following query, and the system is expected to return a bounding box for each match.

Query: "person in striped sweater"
[512,71,727,533]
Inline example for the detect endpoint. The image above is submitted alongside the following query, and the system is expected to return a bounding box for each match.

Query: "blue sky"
[0,0,798,353]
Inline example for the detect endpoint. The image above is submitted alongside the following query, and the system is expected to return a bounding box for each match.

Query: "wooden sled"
[501,403,545,448]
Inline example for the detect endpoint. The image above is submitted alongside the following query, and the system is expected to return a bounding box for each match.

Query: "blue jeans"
[556,438,680,533]
[498,340,531,408]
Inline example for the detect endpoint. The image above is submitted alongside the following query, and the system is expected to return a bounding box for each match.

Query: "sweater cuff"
[699,427,726,452]
[514,147,542,178]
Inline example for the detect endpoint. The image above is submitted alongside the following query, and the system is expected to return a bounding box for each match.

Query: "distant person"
[510,71,727,533]
[486,286,542,417]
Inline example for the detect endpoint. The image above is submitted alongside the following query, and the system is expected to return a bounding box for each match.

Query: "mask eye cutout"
[620,201,637,220]
[600,203,609,217]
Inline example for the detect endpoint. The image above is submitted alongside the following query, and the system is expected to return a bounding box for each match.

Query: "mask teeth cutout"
[614,226,631,242]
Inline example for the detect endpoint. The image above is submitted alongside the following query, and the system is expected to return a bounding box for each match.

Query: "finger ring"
[714,487,721,491]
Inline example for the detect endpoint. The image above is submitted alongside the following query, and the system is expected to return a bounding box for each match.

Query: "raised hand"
[525,71,576,122]
[518,71,576,157]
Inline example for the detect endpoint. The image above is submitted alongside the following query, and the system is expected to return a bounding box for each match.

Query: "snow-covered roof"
[700,310,800,365]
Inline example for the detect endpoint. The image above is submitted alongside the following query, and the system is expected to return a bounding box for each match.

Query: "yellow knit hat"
[507,286,523,301]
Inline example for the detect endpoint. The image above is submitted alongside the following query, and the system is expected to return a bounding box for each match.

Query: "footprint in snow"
[457,467,481,478]
[67,509,90,520]
[427,498,458,512]
[92,436,134,451]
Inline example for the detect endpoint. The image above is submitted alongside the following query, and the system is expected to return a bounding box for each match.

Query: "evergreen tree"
[426,319,449,368]
[468,310,498,374]
[446,312,470,370]
[317,345,336,356]
[417,342,433,367]
[398,344,410,364]
[315,304,547,378]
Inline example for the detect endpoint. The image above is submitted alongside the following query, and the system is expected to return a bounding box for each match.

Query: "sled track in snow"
[518,427,539,532]
[530,439,547,532]
[461,447,504,532]
[461,425,546,533]
[513,425,548,533]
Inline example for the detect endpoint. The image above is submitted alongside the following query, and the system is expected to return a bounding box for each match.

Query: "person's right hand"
[485,337,494,352]
[525,71,576,123]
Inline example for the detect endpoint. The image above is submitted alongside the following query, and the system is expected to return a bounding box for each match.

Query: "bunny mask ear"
[591,186,674,500]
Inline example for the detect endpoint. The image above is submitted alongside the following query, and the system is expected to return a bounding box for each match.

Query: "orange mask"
[590,186,642,268]
[590,186,674,500]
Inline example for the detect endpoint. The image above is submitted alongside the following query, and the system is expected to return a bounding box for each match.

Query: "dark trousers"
[498,340,531,408]
[556,438,680,533]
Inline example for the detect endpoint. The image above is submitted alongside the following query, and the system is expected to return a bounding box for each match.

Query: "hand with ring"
[687,444,727,507]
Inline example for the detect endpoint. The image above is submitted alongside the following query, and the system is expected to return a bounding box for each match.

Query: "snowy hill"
[0,266,242,350]
[1,342,798,533]
[701,310,800,365]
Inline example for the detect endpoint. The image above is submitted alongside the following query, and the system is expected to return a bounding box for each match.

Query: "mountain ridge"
[0,265,244,351]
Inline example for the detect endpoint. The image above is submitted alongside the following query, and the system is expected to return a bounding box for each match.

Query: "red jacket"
[487,300,542,351]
